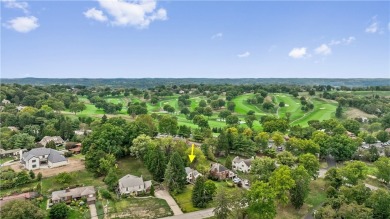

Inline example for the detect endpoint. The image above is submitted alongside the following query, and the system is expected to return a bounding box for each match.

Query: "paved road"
[89,204,98,219]
[155,190,183,216]
[160,208,214,219]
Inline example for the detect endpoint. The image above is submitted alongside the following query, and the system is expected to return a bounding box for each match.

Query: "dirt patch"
[345,107,377,119]
[9,158,85,178]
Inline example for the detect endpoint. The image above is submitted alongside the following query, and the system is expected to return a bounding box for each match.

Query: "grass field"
[108,197,173,218]
[116,157,153,180]
[72,92,339,129]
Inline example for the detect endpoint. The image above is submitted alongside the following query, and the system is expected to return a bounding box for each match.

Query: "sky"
[1,0,389,78]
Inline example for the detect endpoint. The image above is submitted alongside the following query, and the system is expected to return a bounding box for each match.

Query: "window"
[32,164,37,168]
[32,159,36,163]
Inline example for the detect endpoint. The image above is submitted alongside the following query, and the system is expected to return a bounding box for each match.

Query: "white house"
[185,167,202,183]
[232,156,253,173]
[118,174,152,196]
[20,148,68,170]
[2,99,11,105]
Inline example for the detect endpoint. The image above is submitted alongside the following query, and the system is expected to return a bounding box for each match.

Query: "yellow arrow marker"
[188,144,196,163]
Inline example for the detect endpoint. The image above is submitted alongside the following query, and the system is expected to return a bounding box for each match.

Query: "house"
[1,99,11,105]
[185,167,202,183]
[21,148,68,170]
[39,136,64,147]
[232,156,253,173]
[0,192,38,208]
[118,174,152,196]
[68,143,82,154]
[16,105,25,111]
[209,163,236,180]
[74,129,92,136]
[0,148,26,158]
[346,131,356,139]
[51,186,96,205]
[7,126,19,132]
[179,90,185,94]
[385,128,390,134]
[361,117,369,123]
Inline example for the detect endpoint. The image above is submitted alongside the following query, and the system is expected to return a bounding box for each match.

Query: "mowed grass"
[273,94,303,120]
[290,98,337,127]
[232,94,267,115]
[116,156,153,181]
[173,181,241,213]
[108,197,173,218]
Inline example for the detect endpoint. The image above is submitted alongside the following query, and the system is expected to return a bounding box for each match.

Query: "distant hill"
[1,78,389,88]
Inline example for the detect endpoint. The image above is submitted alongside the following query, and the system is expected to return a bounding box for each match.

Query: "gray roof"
[52,186,95,201]
[22,148,67,163]
[211,163,227,172]
[119,174,145,188]
[232,156,253,166]
[185,167,201,177]
[39,136,64,146]
[0,148,25,155]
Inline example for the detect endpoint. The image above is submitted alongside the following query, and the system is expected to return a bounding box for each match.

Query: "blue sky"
[1,0,389,78]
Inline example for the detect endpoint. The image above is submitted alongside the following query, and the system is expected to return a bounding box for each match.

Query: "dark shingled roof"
[22,148,67,163]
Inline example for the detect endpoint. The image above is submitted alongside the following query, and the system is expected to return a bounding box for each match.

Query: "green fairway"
[290,98,337,126]
[232,94,267,115]
[273,94,303,120]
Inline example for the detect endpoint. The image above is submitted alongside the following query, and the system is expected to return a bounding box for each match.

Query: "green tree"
[49,203,69,219]
[130,134,154,159]
[29,170,35,179]
[55,172,72,184]
[314,205,337,219]
[159,115,178,135]
[46,140,56,149]
[227,101,235,112]
[225,115,239,125]
[366,189,390,219]
[213,188,231,219]
[339,183,371,205]
[255,132,270,151]
[147,146,167,182]
[374,157,390,185]
[37,172,42,181]
[104,168,119,191]
[337,203,373,219]
[272,131,284,146]
[9,133,35,149]
[192,177,216,208]
[335,104,342,118]
[376,130,389,143]
[324,168,343,189]
[225,156,233,170]
[276,151,296,167]
[1,199,46,219]
[164,152,187,193]
[342,119,361,135]
[247,181,277,219]
[298,153,320,179]
[218,110,231,121]
[250,157,277,182]
[269,165,295,204]
[290,165,311,209]
[340,161,368,185]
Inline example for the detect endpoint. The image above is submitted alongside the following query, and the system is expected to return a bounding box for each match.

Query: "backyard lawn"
[116,156,153,180]
[107,197,173,218]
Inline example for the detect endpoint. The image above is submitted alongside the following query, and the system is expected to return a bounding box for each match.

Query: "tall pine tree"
[164,152,186,193]
[147,147,166,182]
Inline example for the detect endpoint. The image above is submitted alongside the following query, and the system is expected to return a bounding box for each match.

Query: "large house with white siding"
[118,174,152,196]
[232,156,253,173]
[20,148,68,170]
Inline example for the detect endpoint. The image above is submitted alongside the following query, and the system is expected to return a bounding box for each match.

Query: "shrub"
[99,189,112,199]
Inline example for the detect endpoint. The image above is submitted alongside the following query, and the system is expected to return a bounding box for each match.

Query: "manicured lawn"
[0,157,14,165]
[107,197,173,218]
[41,170,105,195]
[173,181,240,213]
[290,98,337,127]
[232,94,267,115]
[116,157,153,180]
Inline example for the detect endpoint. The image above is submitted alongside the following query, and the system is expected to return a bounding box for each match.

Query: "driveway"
[155,190,183,216]
[159,208,214,219]
[89,203,98,219]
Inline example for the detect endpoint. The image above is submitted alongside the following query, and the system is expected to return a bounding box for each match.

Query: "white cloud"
[4,16,39,33]
[211,32,223,39]
[84,8,108,22]
[329,36,355,46]
[315,44,332,55]
[237,51,250,58]
[365,16,379,33]
[288,47,307,59]
[3,0,29,14]
[96,0,167,28]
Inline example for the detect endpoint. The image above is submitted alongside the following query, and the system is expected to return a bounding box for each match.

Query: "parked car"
[277,146,283,151]
[244,180,249,186]
[233,177,241,184]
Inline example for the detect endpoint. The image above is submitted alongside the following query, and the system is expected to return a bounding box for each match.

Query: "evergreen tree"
[290,165,311,209]
[164,152,187,193]
[104,168,119,191]
[29,170,35,179]
[213,188,231,219]
[335,104,342,118]
[37,172,42,181]
[101,114,107,124]
[148,147,167,182]
[46,140,56,149]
